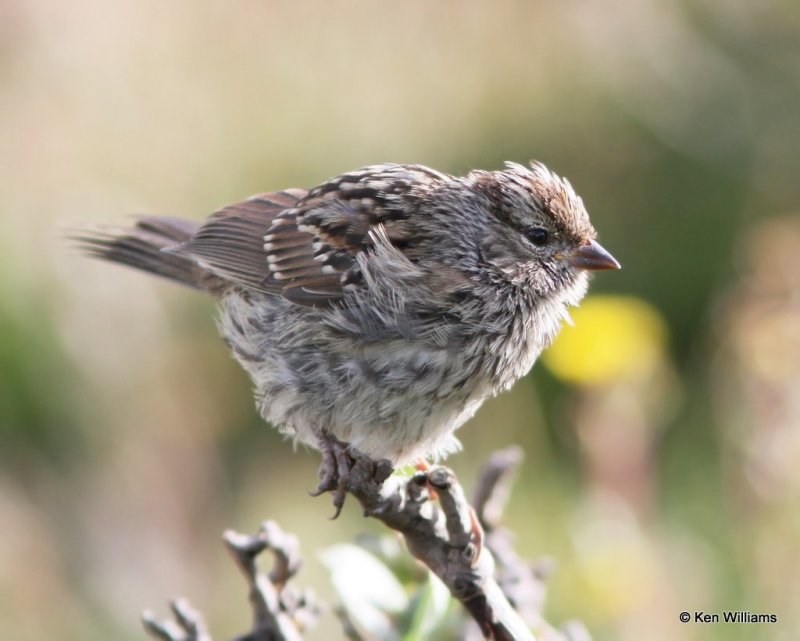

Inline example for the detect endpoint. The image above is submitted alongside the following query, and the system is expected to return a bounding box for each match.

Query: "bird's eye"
[525,227,549,246]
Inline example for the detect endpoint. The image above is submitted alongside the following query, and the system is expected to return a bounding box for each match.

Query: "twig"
[141,449,589,641]
[473,447,525,531]
[345,453,536,641]
[142,521,322,641]
[473,447,549,623]
[142,598,211,641]
[470,447,592,641]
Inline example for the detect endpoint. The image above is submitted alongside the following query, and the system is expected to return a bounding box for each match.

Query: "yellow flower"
[542,295,667,386]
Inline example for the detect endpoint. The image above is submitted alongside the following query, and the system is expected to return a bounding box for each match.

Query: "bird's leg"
[311,433,349,496]
[310,433,341,495]
[330,442,353,518]
[310,433,395,519]
[309,433,357,519]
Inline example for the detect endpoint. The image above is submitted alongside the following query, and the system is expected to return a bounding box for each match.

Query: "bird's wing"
[175,164,447,307]
[169,189,312,297]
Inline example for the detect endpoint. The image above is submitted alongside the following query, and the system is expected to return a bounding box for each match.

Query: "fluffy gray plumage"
[77,162,619,465]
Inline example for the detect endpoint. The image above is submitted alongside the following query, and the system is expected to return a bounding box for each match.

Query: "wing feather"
[172,190,311,294]
[171,164,448,307]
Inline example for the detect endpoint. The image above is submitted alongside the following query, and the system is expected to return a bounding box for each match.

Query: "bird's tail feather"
[71,216,216,291]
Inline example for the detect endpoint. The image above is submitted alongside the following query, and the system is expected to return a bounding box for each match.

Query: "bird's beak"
[565,239,621,271]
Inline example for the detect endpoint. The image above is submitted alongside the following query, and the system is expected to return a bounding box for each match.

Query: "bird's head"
[469,161,620,299]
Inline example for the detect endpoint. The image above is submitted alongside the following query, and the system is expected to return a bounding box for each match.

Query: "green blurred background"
[2,1,799,639]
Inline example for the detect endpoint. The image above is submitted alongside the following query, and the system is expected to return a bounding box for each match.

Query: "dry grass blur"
[1,1,799,640]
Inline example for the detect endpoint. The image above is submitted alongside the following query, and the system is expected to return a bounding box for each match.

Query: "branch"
[474,447,550,625]
[142,521,322,641]
[142,599,211,641]
[345,453,536,641]
[141,448,590,641]
[471,447,592,641]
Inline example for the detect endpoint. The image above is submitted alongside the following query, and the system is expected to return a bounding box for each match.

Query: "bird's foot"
[310,434,393,519]
[310,434,351,518]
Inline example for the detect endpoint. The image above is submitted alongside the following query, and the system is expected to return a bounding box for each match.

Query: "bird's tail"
[71,216,217,292]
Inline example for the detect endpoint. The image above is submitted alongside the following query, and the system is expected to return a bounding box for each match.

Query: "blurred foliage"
[0,299,84,468]
[1,1,800,640]
[320,536,458,641]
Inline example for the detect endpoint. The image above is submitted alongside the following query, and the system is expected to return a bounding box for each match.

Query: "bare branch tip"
[427,466,455,489]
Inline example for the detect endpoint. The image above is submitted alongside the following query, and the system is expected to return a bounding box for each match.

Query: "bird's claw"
[310,434,394,518]
[309,434,357,519]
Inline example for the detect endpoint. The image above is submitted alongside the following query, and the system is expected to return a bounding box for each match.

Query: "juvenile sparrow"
[77,162,619,513]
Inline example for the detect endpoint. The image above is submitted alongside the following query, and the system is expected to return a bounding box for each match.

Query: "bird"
[75,161,620,514]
